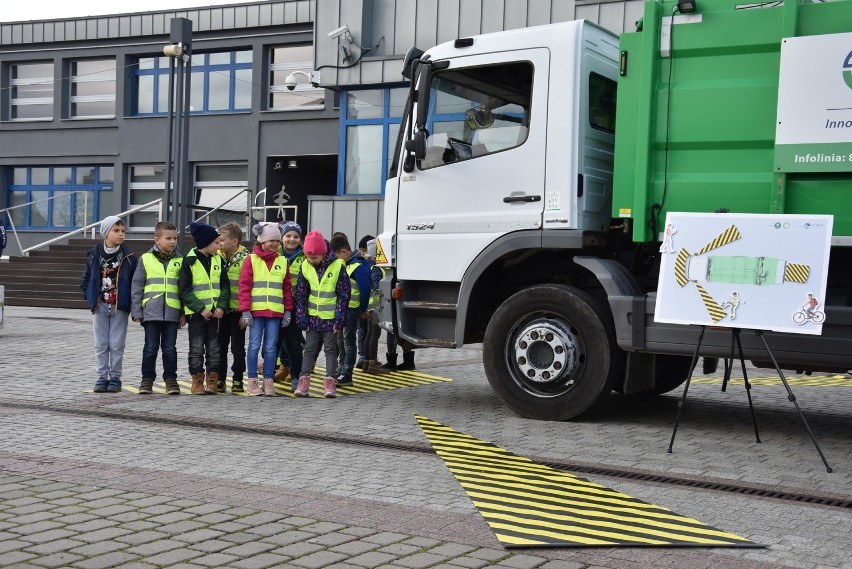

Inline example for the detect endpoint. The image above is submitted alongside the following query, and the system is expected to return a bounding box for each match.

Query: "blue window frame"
[132,50,252,116]
[338,87,407,195]
[5,166,114,230]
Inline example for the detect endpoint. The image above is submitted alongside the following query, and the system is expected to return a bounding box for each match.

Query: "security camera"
[284,70,320,90]
[327,24,351,41]
[284,75,298,91]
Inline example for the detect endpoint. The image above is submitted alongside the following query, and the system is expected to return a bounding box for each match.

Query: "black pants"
[187,316,221,375]
[217,311,246,381]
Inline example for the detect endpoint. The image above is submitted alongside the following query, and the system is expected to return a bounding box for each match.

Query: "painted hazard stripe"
[694,282,727,323]
[783,262,810,283]
[674,248,690,287]
[89,367,451,396]
[695,225,741,256]
[416,415,759,548]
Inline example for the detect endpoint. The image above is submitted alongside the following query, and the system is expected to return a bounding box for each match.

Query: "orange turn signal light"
[391,287,403,300]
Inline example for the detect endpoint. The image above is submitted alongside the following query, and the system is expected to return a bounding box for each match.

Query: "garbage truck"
[373,0,852,420]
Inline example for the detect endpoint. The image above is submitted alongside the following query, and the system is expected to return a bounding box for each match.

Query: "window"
[10,62,54,121]
[70,59,116,118]
[589,72,616,133]
[419,62,532,170]
[339,87,407,195]
[131,50,251,115]
[192,163,248,227]
[5,166,113,229]
[128,165,167,229]
[268,45,324,111]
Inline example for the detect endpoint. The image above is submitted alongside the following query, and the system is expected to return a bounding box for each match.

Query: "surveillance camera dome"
[284,77,297,91]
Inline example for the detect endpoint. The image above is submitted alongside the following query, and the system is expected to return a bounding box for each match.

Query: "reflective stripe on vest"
[141,252,183,309]
[223,249,248,310]
[302,259,343,320]
[184,249,222,314]
[346,260,361,309]
[249,253,287,313]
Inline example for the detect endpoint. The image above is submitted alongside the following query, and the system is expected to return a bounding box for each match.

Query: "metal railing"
[251,188,298,224]
[0,190,93,258]
[187,188,253,230]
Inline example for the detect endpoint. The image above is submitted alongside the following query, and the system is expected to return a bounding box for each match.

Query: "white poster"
[654,213,832,335]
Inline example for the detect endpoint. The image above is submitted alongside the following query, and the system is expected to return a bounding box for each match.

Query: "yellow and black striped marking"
[416,415,759,548]
[674,248,690,287]
[695,224,741,256]
[695,282,727,323]
[783,262,810,284]
[86,367,451,397]
[692,375,851,388]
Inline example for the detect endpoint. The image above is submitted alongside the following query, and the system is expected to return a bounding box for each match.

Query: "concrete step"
[4,296,88,309]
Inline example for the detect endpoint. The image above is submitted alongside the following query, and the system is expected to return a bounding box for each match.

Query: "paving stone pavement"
[0,306,851,569]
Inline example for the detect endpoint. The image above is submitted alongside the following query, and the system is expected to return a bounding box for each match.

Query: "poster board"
[654,213,832,335]
[774,32,852,173]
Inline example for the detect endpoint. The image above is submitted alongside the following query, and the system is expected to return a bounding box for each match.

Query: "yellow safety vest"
[249,253,287,313]
[221,247,248,310]
[288,254,305,288]
[368,265,387,312]
[141,252,182,309]
[346,260,362,309]
[302,259,343,320]
[184,249,222,315]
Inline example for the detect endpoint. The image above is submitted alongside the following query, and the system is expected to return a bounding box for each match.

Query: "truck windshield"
[419,61,533,169]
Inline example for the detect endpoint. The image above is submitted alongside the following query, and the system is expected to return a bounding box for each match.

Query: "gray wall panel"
[394,0,417,55]
[624,0,644,32]
[415,0,438,49]
[575,3,599,22]
[436,0,460,44]
[527,0,552,26]
[599,1,625,33]
[504,0,529,30]
[372,0,396,57]
[361,60,385,84]
[458,0,483,37]
[481,0,505,34]
[552,0,576,22]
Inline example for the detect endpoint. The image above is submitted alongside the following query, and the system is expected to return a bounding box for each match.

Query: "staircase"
[0,238,152,309]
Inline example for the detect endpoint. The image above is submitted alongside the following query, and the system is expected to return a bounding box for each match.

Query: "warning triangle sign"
[416,415,761,549]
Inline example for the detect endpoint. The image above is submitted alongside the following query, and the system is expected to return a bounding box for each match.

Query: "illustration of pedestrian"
[659,223,677,253]
[720,291,744,320]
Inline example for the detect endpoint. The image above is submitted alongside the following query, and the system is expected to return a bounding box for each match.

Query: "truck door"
[396,50,549,282]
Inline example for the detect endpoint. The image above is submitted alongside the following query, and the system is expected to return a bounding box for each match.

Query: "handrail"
[20,198,163,256]
[1,190,91,257]
[186,189,252,229]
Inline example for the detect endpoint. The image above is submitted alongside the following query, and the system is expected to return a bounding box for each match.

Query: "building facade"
[0,0,640,253]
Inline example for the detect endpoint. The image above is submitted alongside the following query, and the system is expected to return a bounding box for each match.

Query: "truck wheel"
[483,284,623,421]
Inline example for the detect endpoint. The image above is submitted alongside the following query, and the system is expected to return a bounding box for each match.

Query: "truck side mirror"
[405,129,428,160]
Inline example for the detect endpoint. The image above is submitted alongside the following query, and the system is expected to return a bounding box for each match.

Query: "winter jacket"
[81,243,137,313]
[237,245,293,317]
[130,248,184,322]
[178,248,230,317]
[345,251,372,313]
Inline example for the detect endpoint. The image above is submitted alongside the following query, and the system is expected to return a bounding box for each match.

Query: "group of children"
[82,214,401,399]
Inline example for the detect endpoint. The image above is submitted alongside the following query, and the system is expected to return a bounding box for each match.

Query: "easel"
[667,326,832,473]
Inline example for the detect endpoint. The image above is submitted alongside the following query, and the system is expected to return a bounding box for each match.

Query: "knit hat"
[358,235,375,250]
[190,221,220,249]
[280,220,303,238]
[99,215,123,237]
[252,222,281,244]
[366,239,377,259]
[303,230,326,256]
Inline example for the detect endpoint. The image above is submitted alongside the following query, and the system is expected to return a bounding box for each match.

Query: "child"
[238,222,293,396]
[217,222,249,393]
[276,220,306,391]
[363,238,390,374]
[294,230,350,398]
[130,221,184,395]
[81,216,138,393]
[330,233,371,385]
[179,221,228,395]
[355,234,375,370]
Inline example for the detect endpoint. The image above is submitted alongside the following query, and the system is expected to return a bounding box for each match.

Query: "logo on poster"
[844,51,852,89]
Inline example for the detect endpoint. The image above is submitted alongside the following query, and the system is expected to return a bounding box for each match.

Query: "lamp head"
[676,0,697,14]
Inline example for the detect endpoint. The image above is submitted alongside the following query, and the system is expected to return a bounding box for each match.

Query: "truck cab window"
[589,72,616,133]
[419,61,533,170]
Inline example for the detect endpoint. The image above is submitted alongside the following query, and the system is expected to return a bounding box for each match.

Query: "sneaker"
[106,380,122,393]
[263,378,276,396]
[246,378,263,396]
[336,374,353,386]
[231,377,244,393]
[324,376,337,398]
[355,357,365,370]
[294,375,311,397]
[93,379,108,393]
[164,378,181,395]
[138,378,154,395]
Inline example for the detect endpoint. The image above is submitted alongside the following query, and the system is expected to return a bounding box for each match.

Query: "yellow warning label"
[784,262,810,283]
[695,282,728,323]
[416,415,759,548]
[618,208,632,217]
[375,238,388,265]
[695,225,742,256]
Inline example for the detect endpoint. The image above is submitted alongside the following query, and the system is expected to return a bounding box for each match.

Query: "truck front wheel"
[483,284,623,420]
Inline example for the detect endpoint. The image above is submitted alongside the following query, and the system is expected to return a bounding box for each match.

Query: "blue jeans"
[336,310,360,377]
[92,302,129,383]
[247,316,280,379]
[141,321,179,380]
[187,317,221,375]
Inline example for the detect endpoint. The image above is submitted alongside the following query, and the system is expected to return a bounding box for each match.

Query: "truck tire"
[483,284,623,421]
